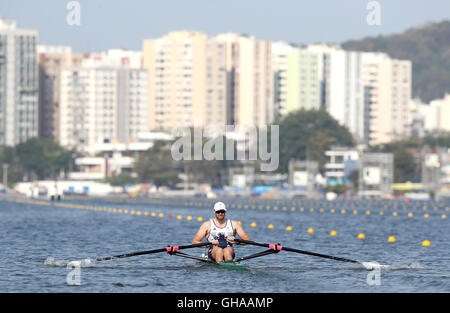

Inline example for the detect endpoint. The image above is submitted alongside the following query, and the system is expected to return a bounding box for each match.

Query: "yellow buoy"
[424,213,429,218]
[392,211,398,217]
[442,214,447,219]
[379,211,384,216]
[330,230,338,236]
[286,226,293,231]
[268,224,274,229]
[197,217,203,222]
[151,212,156,217]
[237,221,242,225]
[307,228,314,234]
[366,210,371,215]
[353,210,358,215]
[250,222,257,228]
[357,233,365,239]
[341,209,346,214]
[387,236,396,243]
[187,216,192,221]
[422,240,431,247]
[123,209,129,214]
[158,213,164,218]
[136,211,141,216]
[330,209,335,213]
[176,215,182,220]
[408,212,413,218]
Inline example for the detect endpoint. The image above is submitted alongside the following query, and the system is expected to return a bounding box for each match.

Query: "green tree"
[134,140,180,187]
[0,146,22,187]
[103,173,137,187]
[276,109,355,173]
[393,148,416,183]
[15,138,74,180]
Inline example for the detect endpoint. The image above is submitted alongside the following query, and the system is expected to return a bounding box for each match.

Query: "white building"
[324,147,360,185]
[362,52,412,145]
[68,132,173,181]
[0,18,38,146]
[307,45,366,143]
[410,94,450,135]
[272,41,294,118]
[59,56,149,154]
[214,32,274,128]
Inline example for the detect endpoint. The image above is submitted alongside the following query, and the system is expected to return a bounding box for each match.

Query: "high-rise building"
[38,45,75,140]
[362,52,412,145]
[143,31,227,131]
[272,41,293,118]
[306,45,412,146]
[215,33,273,128]
[59,56,148,154]
[307,44,365,143]
[0,18,38,146]
[272,42,321,117]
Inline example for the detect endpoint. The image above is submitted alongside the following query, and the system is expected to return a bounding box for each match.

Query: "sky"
[1,0,449,53]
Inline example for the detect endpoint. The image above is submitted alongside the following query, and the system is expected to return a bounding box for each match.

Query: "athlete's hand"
[226,236,235,243]
[210,240,219,245]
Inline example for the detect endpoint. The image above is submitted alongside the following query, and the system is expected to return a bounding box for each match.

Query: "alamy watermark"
[66,262,81,285]
[365,262,381,286]
[366,1,381,26]
[170,125,279,172]
[66,1,81,26]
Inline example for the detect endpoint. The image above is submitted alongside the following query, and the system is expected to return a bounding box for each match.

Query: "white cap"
[213,202,227,212]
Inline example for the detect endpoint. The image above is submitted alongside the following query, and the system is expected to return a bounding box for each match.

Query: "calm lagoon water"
[0,196,449,293]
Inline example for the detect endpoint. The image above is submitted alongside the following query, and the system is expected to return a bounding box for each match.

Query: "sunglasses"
[215,210,226,214]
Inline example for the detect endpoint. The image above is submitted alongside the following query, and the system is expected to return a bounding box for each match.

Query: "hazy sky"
[1,0,449,53]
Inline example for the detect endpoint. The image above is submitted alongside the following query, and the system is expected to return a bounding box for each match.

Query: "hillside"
[342,20,450,103]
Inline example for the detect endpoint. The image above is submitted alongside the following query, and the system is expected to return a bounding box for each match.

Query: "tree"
[392,148,416,183]
[0,146,22,187]
[134,140,180,187]
[276,109,355,173]
[103,173,137,187]
[14,138,75,180]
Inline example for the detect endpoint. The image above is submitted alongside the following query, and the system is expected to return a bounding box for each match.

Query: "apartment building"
[0,18,38,146]
[272,42,321,118]
[362,52,412,145]
[59,55,148,154]
[215,32,274,129]
[143,31,227,131]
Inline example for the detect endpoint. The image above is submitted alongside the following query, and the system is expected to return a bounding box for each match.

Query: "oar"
[233,239,382,269]
[65,242,212,265]
[94,242,212,262]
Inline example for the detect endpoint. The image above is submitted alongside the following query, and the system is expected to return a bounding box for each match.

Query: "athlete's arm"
[192,221,209,244]
[231,221,251,243]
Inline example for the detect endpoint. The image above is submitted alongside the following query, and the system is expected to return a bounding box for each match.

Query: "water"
[0,197,449,292]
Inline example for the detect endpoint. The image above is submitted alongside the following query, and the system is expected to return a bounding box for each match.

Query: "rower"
[192,201,251,263]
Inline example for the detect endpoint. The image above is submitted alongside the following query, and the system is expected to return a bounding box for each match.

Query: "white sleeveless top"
[208,219,234,242]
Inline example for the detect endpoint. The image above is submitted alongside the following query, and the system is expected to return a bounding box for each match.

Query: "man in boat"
[192,201,251,263]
